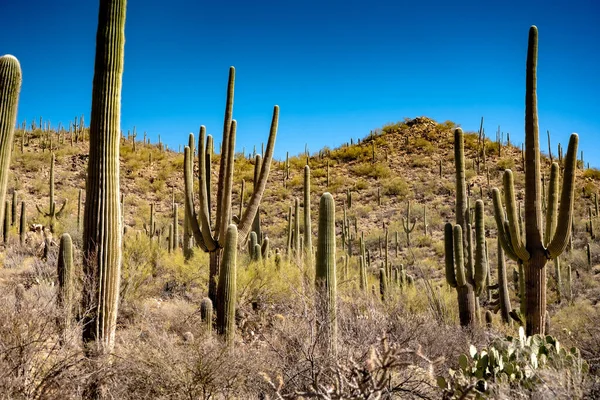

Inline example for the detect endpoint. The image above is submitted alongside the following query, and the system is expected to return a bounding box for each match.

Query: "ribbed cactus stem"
[173,203,178,250]
[200,297,213,333]
[303,165,313,268]
[11,190,16,226]
[555,256,562,304]
[473,200,487,294]
[0,55,22,234]
[294,197,300,261]
[19,201,25,245]
[3,200,9,243]
[444,223,457,287]
[496,237,512,324]
[57,233,74,334]
[253,243,262,263]
[379,268,387,302]
[286,205,292,258]
[81,0,126,354]
[359,254,367,291]
[248,231,258,257]
[216,224,237,345]
[315,192,337,356]
[261,236,270,259]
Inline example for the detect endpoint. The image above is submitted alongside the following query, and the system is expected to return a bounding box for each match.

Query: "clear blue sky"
[1,1,598,166]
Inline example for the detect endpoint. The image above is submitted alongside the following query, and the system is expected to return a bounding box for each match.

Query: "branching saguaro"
[82,0,126,355]
[444,128,487,328]
[183,66,279,305]
[0,55,22,234]
[491,26,578,335]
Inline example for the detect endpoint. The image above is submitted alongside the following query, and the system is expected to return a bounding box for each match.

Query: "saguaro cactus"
[445,128,487,327]
[57,233,74,335]
[303,165,313,268]
[19,201,25,245]
[315,192,337,356]
[491,26,578,335]
[402,201,416,247]
[0,55,22,234]
[36,153,68,231]
[216,224,237,345]
[200,297,213,333]
[183,69,279,304]
[81,0,126,354]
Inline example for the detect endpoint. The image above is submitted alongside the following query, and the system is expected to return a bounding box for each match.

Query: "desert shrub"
[583,169,600,181]
[497,157,515,171]
[382,177,409,198]
[351,162,391,179]
[413,137,435,155]
[330,144,371,162]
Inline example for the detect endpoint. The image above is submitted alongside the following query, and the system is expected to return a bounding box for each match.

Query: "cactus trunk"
[0,55,22,233]
[81,0,126,354]
[315,193,337,356]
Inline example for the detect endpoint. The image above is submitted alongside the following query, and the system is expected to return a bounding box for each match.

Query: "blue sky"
[0,1,598,166]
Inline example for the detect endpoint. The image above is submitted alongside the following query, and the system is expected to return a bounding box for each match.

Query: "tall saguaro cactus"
[0,55,22,234]
[183,67,279,304]
[444,128,487,327]
[81,0,126,354]
[303,165,313,268]
[315,192,337,356]
[491,26,578,335]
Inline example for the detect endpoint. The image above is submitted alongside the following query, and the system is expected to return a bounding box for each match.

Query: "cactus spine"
[0,55,22,235]
[216,224,237,345]
[183,68,279,303]
[81,0,126,354]
[57,233,74,335]
[315,193,337,356]
[491,26,578,335]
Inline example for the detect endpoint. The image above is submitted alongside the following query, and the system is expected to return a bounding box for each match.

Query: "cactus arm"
[544,162,559,246]
[444,223,457,287]
[503,170,530,260]
[453,225,466,287]
[491,188,518,260]
[55,199,68,217]
[547,134,578,258]
[196,127,217,250]
[237,105,279,239]
[215,67,235,232]
[454,129,467,231]
[183,146,208,252]
[216,117,235,245]
[205,134,213,223]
